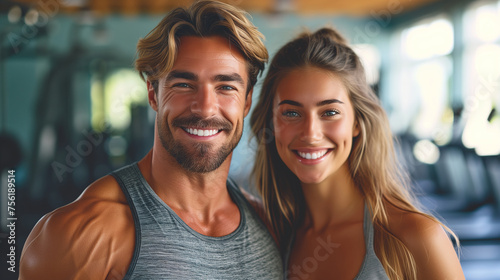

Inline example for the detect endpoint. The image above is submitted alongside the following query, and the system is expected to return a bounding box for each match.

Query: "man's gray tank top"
[111,163,283,279]
[284,205,389,279]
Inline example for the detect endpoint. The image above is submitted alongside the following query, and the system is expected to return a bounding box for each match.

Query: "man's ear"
[243,88,253,117]
[147,80,158,112]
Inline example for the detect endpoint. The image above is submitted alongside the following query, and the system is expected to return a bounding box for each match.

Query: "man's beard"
[158,114,242,173]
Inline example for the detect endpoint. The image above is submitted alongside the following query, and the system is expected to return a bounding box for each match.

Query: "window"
[388,15,454,145]
[353,44,381,86]
[90,68,148,132]
[461,0,500,156]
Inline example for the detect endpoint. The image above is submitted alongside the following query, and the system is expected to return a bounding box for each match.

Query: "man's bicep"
[20,210,110,280]
[20,215,75,279]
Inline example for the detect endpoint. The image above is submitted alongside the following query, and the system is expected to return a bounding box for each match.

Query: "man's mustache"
[172,115,233,131]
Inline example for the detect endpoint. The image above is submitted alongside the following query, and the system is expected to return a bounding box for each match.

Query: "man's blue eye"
[220,85,235,90]
[174,83,189,88]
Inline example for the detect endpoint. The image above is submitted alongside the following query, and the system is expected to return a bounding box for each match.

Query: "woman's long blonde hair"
[250,27,458,280]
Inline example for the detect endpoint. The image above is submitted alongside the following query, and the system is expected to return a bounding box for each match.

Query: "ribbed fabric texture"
[112,163,283,280]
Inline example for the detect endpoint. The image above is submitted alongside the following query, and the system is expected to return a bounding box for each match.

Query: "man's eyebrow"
[214,73,245,88]
[317,99,344,106]
[165,70,198,83]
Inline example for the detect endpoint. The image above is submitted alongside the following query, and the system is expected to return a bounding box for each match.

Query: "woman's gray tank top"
[112,163,283,280]
[284,205,389,279]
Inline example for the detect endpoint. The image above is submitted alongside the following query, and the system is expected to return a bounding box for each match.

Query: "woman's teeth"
[298,150,328,160]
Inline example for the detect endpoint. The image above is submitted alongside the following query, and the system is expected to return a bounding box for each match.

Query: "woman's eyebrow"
[317,99,344,106]
[278,99,344,107]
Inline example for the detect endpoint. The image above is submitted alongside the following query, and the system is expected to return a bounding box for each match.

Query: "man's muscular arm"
[19,176,135,280]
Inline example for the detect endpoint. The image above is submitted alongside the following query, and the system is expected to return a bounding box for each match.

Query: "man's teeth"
[298,150,328,160]
[186,128,219,137]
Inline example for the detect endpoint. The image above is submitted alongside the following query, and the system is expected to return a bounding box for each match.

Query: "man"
[20,1,283,279]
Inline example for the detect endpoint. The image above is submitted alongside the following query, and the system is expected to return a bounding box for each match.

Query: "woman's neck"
[300,165,364,232]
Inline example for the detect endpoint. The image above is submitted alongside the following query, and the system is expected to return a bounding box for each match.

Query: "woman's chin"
[296,173,326,185]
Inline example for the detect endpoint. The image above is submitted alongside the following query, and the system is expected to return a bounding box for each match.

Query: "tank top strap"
[363,204,374,249]
[110,163,143,279]
[354,204,390,279]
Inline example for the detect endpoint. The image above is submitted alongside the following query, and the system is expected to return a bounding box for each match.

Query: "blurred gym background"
[0,0,499,279]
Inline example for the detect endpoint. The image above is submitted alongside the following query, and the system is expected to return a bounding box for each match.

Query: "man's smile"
[183,127,221,137]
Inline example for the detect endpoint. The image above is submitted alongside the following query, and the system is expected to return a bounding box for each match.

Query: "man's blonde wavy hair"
[135,0,268,94]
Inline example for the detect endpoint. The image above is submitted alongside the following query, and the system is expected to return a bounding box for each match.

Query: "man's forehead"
[164,35,249,82]
[177,35,245,60]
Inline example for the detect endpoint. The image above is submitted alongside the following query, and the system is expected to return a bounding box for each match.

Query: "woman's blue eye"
[324,110,339,117]
[283,111,300,118]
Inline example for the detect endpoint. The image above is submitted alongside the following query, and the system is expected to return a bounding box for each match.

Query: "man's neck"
[137,148,240,236]
[138,147,232,209]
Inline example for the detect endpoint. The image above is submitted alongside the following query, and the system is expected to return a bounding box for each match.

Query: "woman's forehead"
[273,67,349,105]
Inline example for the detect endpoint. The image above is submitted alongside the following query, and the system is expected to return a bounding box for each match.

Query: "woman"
[250,28,464,279]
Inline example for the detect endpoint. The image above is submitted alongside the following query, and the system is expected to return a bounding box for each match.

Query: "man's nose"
[190,86,217,117]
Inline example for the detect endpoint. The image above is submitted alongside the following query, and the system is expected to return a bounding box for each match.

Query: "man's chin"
[170,146,232,173]
[158,126,242,173]
[176,156,228,173]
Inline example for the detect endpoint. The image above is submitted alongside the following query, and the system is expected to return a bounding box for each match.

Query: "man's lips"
[173,115,232,137]
[182,127,221,137]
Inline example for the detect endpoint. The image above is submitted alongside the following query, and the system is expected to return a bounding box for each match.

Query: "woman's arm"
[392,211,465,280]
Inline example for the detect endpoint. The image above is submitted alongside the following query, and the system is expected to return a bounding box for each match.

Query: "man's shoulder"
[20,175,135,280]
[28,174,131,243]
[82,173,129,203]
[238,187,264,217]
[237,186,280,244]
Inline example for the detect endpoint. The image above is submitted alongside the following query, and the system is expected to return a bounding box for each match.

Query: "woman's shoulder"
[385,204,444,246]
[384,203,465,279]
